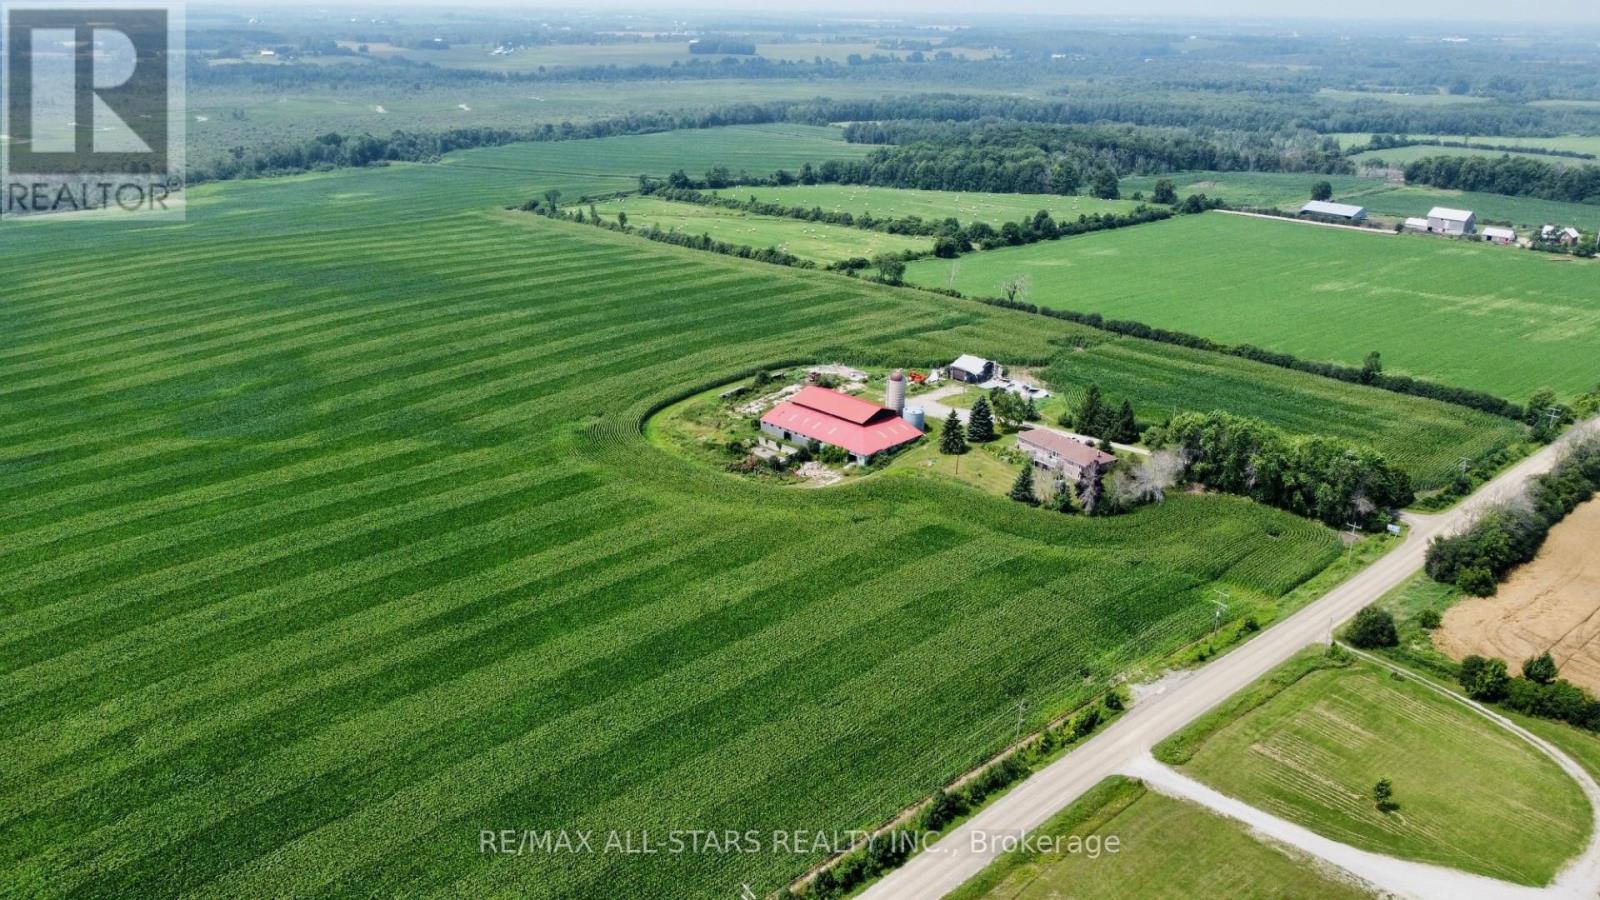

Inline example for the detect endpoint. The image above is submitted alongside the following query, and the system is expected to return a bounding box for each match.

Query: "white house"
[1481,226,1516,245]
[1426,207,1476,236]
[1299,200,1368,222]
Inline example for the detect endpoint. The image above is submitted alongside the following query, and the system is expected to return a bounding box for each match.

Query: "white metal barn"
[1298,200,1368,222]
[1426,207,1476,236]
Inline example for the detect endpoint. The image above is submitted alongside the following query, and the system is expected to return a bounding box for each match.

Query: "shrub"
[1523,651,1560,685]
[1457,566,1499,597]
[1346,606,1399,648]
[1416,608,1442,630]
[1459,654,1510,702]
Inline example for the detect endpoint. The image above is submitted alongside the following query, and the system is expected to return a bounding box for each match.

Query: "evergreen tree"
[968,397,997,443]
[1009,463,1037,505]
[939,409,967,455]
[1113,400,1138,444]
[1024,395,1040,421]
[1361,351,1383,384]
[1073,384,1106,437]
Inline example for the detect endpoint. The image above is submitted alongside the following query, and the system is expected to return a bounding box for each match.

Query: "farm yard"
[588,196,932,263]
[908,211,1600,399]
[706,185,1147,227]
[1168,658,1592,886]
[1042,340,1524,491]
[1117,170,1600,229]
[1,153,1353,897]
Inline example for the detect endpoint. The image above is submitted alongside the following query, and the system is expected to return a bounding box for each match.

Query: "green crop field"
[1117,170,1600,229]
[1043,340,1524,490]
[707,184,1147,227]
[589,196,931,263]
[1349,144,1586,166]
[1174,660,1590,885]
[0,128,1356,897]
[1331,133,1600,156]
[949,777,1375,900]
[908,212,1600,399]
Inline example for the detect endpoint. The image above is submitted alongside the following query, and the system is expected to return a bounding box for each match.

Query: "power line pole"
[1210,589,1229,648]
[1013,699,1027,743]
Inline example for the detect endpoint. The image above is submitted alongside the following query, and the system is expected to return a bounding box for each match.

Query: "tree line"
[1425,435,1600,595]
[1144,411,1414,529]
[1403,154,1600,205]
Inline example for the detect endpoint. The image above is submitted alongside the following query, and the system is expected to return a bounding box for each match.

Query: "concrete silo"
[885,369,907,414]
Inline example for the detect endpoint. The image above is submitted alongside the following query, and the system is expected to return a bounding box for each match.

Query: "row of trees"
[1145,411,1414,529]
[1403,154,1600,205]
[1425,436,1600,594]
[1459,652,1600,733]
[1353,133,1595,161]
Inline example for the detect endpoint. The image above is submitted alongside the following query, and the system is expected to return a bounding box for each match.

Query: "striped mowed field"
[0,144,1350,896]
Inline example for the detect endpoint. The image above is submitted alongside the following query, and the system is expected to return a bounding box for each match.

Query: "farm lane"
[863,417,1600,900]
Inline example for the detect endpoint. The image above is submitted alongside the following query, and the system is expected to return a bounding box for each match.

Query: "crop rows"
[3,140,1354,898]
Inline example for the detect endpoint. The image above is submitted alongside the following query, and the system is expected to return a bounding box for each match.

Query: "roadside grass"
[1371,573,1467,680]
[1168,654,1591,885]
[908,212,1600,399]
[945,776,1376,900]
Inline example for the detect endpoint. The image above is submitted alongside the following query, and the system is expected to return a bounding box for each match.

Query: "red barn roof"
[762,387,923,457]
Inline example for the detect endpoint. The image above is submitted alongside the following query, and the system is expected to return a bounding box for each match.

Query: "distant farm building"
[1017,428,1117,484]
[1542,225,1583,246]
[1403,217,1431,234]
[949,354,996,384]
[1481,226,1516,245]
[1298,201,1367,223]
[760,387,923,466]
[1426,207,1476,236]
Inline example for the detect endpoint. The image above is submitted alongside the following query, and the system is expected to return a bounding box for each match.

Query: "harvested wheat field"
[1437,498,1600,692]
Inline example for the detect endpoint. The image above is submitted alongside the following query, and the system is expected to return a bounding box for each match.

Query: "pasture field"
[1043,340,1524,490]
[589,196,931,263]
[1331,133,1600,156]
[1117,170,1600,228]
[707,185,1146,227]
[907,212,1600,399]
[0,155,1349,895]
[1173,659,1590,885]
[947,777,1375,900]
[1349,143,1586,166]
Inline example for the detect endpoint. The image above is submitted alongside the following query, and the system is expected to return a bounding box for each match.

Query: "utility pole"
[1210,589,1229,648]
[1344,522,1362,542]
[1013,699,1027,743]
[1457,456,1472,474]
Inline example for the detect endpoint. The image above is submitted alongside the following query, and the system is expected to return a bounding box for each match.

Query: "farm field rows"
[706,184,1147,226]
[908,211,1600,399]
[948,777,1376,900]
[1174,659,1591,885]
[1118,169,1600,228]
[589,196,932,263]
[1042,339,1524,490]
[0,164,1348,896]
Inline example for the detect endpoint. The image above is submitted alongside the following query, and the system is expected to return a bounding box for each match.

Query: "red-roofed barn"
[760,386,923,465]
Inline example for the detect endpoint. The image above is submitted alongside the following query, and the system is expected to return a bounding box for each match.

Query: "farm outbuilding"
[1481,226,1516,245]
[760,386,923,466]
[1426,207,1477,236]
[948,354,996,384]
[1299,201,1367,222]
[1403,217,1431,233]
[1542,225,1583,246]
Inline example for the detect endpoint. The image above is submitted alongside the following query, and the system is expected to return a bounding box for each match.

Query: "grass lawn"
[908,212,1600,400]
[707,184,1146,228]
[947,776,1375,900]
[1173,657,1591,885]
[589,196,931,263]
